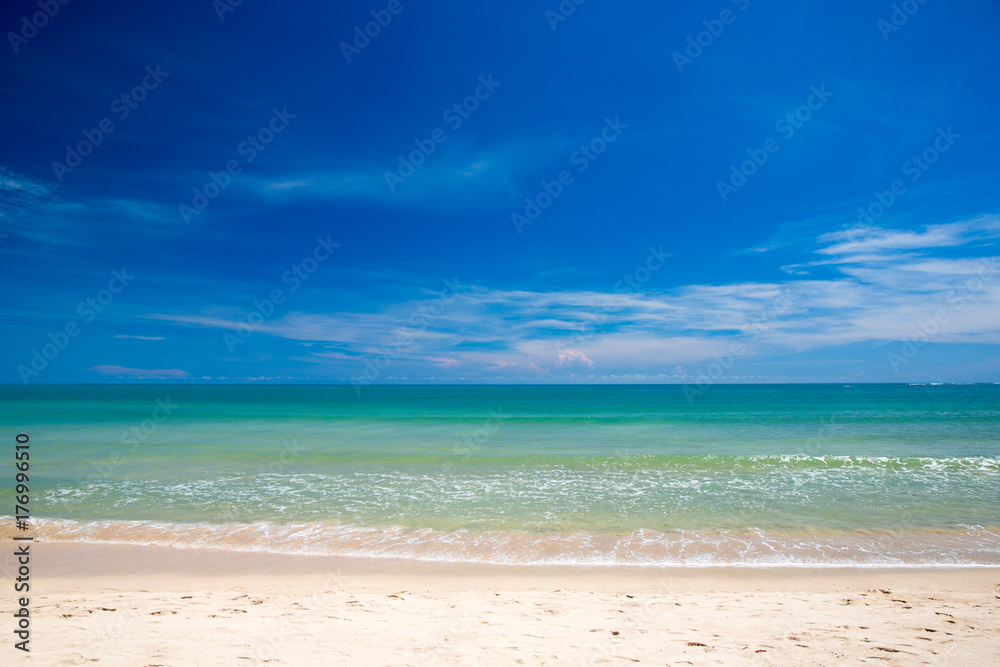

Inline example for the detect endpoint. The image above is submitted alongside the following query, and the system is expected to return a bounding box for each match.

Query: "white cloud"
[555,349,594,368]
[90,365,188,379]
[817,224,967,256]
[145,218,1000,376]
[781,216,1000,274]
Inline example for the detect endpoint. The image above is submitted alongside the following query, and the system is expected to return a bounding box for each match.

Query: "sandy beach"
[1,543,996,665]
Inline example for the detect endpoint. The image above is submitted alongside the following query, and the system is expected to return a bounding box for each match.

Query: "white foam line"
[29,534,1000,569]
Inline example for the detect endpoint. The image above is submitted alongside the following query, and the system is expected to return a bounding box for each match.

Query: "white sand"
[2,543,998,665]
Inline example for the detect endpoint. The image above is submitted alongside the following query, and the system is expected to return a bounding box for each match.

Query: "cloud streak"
[144,217,1000,378]
[90,365,189,379]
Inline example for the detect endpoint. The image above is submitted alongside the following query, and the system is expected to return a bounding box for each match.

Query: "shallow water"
[3,384,998,565]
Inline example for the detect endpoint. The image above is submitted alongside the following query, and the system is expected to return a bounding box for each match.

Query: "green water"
[2,384,998,565]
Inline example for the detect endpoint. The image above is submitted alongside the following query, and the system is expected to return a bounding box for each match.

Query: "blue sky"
[1,0,998,384]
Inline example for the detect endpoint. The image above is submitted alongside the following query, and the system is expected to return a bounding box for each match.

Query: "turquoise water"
[2,384,998,565]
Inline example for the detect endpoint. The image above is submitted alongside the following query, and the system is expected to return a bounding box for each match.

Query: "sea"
[2,384,998,567]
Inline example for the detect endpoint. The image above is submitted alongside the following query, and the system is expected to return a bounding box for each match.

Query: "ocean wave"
[579,454,1000,472]
[5,517,1000,567]
[32,454,1000,535]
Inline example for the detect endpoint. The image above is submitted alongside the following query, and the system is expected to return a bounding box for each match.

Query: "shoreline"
[12,517,1000,569]
[25,541,1000,580]
[3,542,997,664]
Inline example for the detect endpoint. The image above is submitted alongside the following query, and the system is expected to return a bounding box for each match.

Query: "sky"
[1,0,998,385]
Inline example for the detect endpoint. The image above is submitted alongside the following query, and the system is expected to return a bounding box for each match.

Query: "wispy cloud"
[0,166,54,205]
[825,216,999,253]
[241,135,585,206]
[144,217,1000,377]
[90,365,188,379]
[247,159,510,205]
[0,164,176,247]
[781,216,1000,273]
